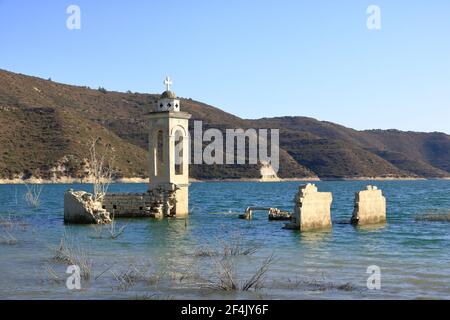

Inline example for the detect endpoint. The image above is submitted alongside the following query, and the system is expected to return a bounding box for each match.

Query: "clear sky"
[0,0,449,133]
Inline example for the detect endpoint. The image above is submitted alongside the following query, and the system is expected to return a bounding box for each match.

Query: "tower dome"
[161,90,177,99]
[156,76,180,112]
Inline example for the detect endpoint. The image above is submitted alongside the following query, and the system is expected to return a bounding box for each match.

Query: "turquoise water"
[0,181,449,299]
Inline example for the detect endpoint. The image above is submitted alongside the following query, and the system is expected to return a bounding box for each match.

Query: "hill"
[0,69,449,180]
[249,117,450,178]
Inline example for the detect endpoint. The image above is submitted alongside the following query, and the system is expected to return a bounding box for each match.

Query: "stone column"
[351,185,386,225]
[285,183,333,231]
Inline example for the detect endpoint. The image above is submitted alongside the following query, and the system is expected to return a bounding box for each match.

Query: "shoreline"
[0,176,448,185]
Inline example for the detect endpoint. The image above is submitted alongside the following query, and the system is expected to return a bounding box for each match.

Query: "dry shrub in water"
[110,262,166,291]
[241,255,274,291]
[42,263,68,285]
[89,137,115,202]
[90,214,128,240]
[53,234,92,280]
[206,252,237,291]
[0,214,27,245]
[196,234,274,292]
[204,253,274,292]
[195,233,260,257]
[24,183,43,208]
[107,215,128,239]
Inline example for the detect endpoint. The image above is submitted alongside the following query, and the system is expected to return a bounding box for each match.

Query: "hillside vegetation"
[0,69,449,180]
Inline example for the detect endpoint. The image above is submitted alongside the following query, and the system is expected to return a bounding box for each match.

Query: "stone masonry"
[103,186,178,219]
[285,183,333,231]
[64,190,111,224]
[351,185,386,225]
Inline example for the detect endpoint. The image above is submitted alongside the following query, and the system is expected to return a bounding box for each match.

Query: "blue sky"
[0,0,449,133]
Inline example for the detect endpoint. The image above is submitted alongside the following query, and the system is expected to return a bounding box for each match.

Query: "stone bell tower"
[148,77,191,217]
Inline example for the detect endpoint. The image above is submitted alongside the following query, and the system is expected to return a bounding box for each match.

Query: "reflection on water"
[299,229,333,246]
[352,223,387,233]
[0,180,449,299]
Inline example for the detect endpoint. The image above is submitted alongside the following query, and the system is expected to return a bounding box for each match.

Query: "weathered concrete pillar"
[285,184,333,231]
[351,185,386,225]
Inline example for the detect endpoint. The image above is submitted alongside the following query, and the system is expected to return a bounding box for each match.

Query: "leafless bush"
[204,253,274,291]
[89,214,128,240]
[108,214,128,239]
[173,261,203,284]
[110,263,166,291]
[0,214,26,245]
[196,235,273,292]
[44,263,60,281]
[89,137,115,202]
[220,237,260,257]
[241,255,273,291]
[24,183,43,208]
[53,235,92,280]
[206,252,238,291]
[42,263,67,285]
[195,233,260,257]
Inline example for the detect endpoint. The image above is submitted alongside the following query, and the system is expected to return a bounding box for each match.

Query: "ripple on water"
[0,180,449,299]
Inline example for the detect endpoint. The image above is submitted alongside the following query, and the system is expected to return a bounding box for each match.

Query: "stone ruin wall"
[102,188,178,219]
[64,190,111,224]
[286,183,333,231]
[102,193,153,218]
[351,185,386,225]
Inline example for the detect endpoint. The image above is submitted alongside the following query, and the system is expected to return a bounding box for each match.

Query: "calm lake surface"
[0,181,449,300]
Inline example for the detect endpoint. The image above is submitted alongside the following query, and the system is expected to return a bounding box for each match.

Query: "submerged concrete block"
[285,184,333,231]
[351,185,386,225]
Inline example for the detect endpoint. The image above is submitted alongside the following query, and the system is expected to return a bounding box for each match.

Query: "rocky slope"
[0,69,449,180]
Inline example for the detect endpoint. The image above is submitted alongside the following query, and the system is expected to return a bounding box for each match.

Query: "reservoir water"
[0,180,449,299]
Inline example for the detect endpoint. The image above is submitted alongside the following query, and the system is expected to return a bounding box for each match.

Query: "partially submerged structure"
[284,183,333,231]
[64,190,111,224]
[103,77,191,218]
[259,162,281,182]
[239,207,291,220]
[64,77,191,223]
[239,184,388,231]
[351,185,387,225]
[64,79,388,229]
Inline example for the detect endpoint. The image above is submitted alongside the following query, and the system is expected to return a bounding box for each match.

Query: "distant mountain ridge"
[0,69,449,181]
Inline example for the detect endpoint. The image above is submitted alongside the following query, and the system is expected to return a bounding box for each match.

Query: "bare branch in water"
[195,234,273,292]
[24,183,43,208]
[88,137,115,202]
[108,214,128,239]
[241,254,274,291]
[52,234,92,280]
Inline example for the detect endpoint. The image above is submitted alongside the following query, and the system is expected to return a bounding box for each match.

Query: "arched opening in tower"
[155,130,164,176]
[174,130,184,175]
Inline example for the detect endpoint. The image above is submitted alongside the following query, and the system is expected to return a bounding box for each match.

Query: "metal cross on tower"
[164,76,172,91]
